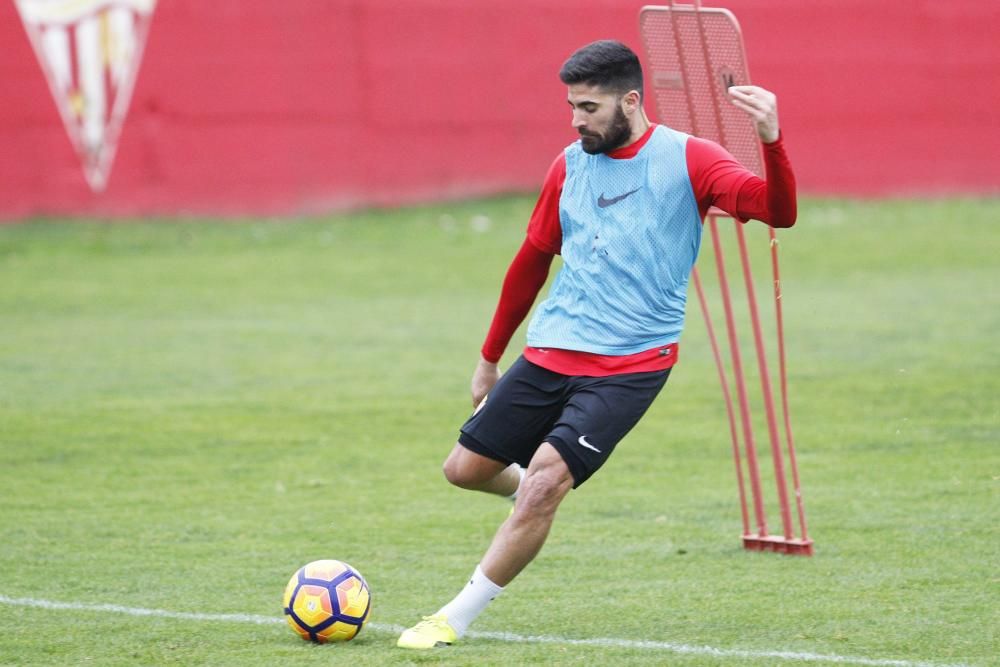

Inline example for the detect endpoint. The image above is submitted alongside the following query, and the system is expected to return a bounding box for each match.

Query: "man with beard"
[398,39,798,649]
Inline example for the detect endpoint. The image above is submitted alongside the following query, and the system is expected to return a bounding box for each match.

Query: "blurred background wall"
[2,0,998,221]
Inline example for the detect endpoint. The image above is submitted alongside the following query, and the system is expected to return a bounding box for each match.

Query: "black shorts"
[458,356,670,488]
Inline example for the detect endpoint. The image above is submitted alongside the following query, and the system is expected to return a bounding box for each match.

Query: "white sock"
[436,565,504,636]
[506,464,526,501]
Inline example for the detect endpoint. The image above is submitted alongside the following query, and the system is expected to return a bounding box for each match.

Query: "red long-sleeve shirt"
[483,125,796,376]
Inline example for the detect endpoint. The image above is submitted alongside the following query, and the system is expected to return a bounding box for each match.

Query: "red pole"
[669,1,701,137]
[732,221,794,539]
[691,266,750,536]
[768,230,810,541]
[708,214,768,537]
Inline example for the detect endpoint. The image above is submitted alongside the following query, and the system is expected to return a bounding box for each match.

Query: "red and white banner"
[14,0,155,191]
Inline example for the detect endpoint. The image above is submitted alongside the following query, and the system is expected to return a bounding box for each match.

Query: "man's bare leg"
[436,444,571,630]
[398,444,569,649]
[478,443,574,585]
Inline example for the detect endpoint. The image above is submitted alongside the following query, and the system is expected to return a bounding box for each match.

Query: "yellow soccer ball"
[282,559,371,643]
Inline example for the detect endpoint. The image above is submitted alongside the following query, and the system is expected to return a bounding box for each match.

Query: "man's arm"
[471,154,564,405]
[473,240,554,405]
[734,136,796,227]
[687,85,797,228]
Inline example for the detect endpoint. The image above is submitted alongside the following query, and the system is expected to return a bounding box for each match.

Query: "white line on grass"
[0,595,970,667]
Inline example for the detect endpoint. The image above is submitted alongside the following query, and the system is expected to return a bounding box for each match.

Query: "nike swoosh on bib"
[597,188,640,208]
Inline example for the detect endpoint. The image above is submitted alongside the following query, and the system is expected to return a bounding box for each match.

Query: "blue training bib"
[526,126,702,355]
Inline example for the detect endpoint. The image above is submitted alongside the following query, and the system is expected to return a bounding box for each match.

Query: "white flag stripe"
[75,15,105,150]
[108,6,134,86]
[15,0,155,26]
[40,25,72,94]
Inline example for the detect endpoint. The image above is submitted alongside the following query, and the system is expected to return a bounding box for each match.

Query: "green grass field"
[1,197,997,666]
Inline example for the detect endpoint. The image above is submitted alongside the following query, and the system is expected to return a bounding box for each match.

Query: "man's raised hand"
[728,85,780,144]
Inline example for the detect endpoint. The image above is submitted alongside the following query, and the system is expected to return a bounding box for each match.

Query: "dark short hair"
[559,40,644,100]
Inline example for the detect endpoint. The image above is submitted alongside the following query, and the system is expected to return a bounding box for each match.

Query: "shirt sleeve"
[525,153,566,254]
[685,134,797,228]
[735,135,797,228]
[480,238,555,363]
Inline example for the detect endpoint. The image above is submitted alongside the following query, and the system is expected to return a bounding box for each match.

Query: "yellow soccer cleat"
[396,613,458,649]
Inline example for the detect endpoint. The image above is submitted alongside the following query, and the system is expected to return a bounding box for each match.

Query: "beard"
[579,105,633,155]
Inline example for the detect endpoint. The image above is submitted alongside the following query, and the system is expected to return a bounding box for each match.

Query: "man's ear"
[621,90,642,115]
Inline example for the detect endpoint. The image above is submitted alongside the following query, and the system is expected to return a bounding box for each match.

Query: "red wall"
[2,0,998,221]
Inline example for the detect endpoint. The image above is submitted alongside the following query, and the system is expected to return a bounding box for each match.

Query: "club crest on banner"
[15,0,157,192]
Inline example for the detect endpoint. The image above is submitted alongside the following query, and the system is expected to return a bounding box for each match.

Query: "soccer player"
[397,39,797,649]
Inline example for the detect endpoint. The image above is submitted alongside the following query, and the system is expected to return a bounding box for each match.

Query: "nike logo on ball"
[597,188,640,208]
[577,435,602,453]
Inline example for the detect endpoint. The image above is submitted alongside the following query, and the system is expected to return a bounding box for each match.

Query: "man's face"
[567,83,633,155]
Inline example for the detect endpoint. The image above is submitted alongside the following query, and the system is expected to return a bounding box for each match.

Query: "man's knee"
[441,443,504,489]
[442,451,474,488]
[516,445,574,516]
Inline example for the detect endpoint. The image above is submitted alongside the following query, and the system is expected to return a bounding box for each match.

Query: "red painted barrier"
[2,0,997,221]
